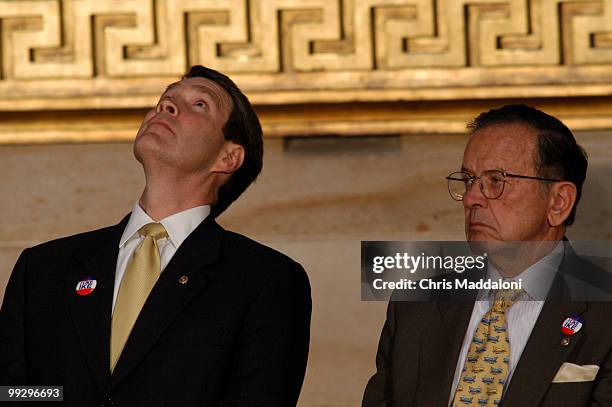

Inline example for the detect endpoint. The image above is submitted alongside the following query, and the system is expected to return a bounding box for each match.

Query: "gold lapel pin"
[179,275,188,285]
[561,337,570,346]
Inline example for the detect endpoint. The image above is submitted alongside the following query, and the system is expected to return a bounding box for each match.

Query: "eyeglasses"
[446,170,562,201]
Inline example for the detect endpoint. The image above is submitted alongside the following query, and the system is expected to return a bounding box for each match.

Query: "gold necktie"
[453,289,523,407]
[110,222,168,372]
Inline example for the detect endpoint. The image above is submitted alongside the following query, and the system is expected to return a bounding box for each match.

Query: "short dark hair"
[467,104,588,226]
[183,65,263,217]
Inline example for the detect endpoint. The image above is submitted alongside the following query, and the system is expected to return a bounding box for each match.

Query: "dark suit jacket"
[0,215,311,407]
[362,247,612,407]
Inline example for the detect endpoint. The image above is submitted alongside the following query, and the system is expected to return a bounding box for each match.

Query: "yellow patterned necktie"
[453,289,524,406]
[110,222,168,372]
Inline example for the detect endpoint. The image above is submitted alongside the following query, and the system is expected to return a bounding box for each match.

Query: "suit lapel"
[415,271,481,405]
[415,301,476,405]
[502,243,589,406]
[501,300,587,407]
[107,217,224,390]
[66,215,129,392]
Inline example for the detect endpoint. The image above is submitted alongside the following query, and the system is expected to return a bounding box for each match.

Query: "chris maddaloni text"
[372,278,523,291]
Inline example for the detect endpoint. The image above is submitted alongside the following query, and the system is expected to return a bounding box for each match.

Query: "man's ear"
[210,141,245,174]
[547,181,577,227]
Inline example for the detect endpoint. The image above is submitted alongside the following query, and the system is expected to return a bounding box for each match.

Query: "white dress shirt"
[111,201,211,314]
[448,242,564,405]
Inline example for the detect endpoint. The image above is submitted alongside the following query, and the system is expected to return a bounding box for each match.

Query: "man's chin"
[133,137,148,163]
[133,135,167,166]
[466,228,498,242]
[466,233,505,257]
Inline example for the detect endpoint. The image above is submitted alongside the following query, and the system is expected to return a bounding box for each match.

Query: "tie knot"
[138,222,168,241]
[492,288,523,313]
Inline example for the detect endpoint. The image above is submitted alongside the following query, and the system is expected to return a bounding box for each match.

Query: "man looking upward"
[363,104,612,406]
[1,65,311,407]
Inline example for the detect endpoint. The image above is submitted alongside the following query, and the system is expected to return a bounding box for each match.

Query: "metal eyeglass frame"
[445,169,562,201]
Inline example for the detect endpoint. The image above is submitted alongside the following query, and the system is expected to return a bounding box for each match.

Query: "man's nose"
[158,99,178,116]
[462,179,488,209]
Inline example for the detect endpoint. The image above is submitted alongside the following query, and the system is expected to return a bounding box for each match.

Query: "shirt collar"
[485,241,564,300]
[119,201,211,249]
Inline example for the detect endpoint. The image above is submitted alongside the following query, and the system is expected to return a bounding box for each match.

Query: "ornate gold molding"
[1,0,611,143]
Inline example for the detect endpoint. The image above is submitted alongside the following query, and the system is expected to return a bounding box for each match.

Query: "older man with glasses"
[362,104,612,407]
